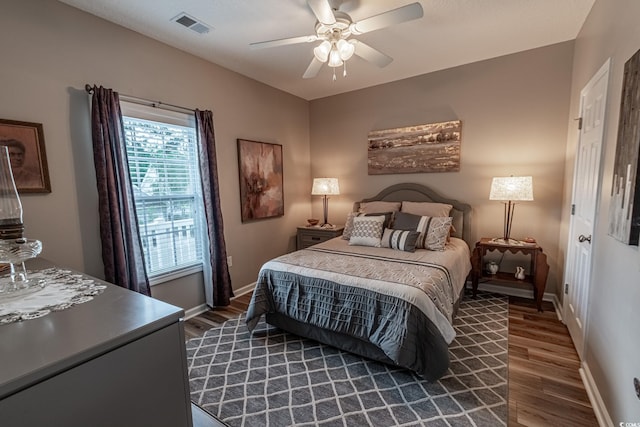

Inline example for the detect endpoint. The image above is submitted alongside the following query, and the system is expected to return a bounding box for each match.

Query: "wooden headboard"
[353,183,472,248]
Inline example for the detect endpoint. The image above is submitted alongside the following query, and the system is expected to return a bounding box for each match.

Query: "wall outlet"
[227,255,232,267]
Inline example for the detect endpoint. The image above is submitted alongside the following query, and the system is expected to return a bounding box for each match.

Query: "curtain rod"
[84,84,196,114]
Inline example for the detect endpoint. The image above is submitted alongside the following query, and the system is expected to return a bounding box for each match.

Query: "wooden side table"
[296,225,344,250]
[470,238,550,311]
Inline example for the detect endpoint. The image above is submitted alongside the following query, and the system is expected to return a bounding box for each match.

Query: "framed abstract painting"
[237,139,284,222]
[608,48,640,245]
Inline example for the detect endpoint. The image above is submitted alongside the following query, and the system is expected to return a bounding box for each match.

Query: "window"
[121,102,204,283]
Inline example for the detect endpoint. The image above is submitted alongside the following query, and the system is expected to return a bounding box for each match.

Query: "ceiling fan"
[250,0,424,80]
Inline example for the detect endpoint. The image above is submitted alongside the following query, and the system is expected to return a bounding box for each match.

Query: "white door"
[563,59,610,359]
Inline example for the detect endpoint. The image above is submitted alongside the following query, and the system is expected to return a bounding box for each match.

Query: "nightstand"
[470,238,550,311]
[296,225,344,250]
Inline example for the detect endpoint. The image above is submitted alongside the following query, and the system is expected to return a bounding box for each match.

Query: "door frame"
[562,58,611,358]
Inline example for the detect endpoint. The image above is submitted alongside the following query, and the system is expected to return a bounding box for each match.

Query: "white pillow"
[401,201,453,218]
[359,201,401,214]
[348,216,385,247]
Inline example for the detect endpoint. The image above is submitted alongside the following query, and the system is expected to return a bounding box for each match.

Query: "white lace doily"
[0,268,107,324]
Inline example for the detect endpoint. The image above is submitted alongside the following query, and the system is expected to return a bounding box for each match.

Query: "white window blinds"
[120,102,204,279]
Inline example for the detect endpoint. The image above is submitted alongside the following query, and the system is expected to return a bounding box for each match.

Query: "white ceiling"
[58,0,594,100]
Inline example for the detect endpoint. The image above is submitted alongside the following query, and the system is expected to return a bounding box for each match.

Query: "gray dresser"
[0,260,193,427]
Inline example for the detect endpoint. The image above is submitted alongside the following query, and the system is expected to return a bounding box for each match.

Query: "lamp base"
[320,195,334,229]
[499,201,517,245]
[0,238,46,299]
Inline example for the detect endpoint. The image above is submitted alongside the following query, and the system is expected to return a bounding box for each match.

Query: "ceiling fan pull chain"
[343,62,347,77]
[333,67,337,81]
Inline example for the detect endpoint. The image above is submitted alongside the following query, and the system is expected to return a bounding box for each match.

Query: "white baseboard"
[233,281,256,298]
[475,282,557,303]
[184,304,209,320]
[183,282,256,320]
[580,362,614,427]
[551,294,563,322]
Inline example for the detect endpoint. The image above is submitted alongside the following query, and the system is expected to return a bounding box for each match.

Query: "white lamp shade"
[311,178,340,195]
[337,39,355,61]
[489,176,534,201]
[328,47,344,67]
[313,41,331,63]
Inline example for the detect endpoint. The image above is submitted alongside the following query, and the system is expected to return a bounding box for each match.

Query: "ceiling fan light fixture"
[336,39,355,61]
[313,40,332,62]
[251,0,425,80]
[328,46,344,67]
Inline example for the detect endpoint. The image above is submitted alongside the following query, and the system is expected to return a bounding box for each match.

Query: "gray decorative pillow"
[349,216,385,247]
[393,211,452,251]
[343,211,394,240]
[380,229,420,252]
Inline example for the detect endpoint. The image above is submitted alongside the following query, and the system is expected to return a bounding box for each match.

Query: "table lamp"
[489,176,533,243]
[311,178,340,228]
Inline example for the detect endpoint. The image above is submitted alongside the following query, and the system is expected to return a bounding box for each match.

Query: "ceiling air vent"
[172,13,211,34]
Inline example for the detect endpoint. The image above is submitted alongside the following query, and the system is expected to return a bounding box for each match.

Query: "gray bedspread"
[246,237,471,380]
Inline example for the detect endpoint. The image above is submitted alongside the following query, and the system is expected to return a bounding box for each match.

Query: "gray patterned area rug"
[186,291,508,427]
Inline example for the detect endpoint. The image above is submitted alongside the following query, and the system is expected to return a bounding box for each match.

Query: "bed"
[246,183,472,381]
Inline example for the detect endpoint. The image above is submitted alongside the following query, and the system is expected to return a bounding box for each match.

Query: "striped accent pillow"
[380,229,420,252]
[348,216,385,247]
[393,211,452,251]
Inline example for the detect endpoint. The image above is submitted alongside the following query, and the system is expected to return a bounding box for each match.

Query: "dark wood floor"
[508,297,598,426]
[185,293,598,426]
[184,293,252,340]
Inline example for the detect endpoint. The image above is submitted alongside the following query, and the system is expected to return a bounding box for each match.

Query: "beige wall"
[0,0,311,309]
[309,41,575,296]
[562,0,640,422]
[4,1,636,420]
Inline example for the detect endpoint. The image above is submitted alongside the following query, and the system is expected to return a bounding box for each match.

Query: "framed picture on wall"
[237,139,284,222]
[367,120,462,174]
[0,119,51,193]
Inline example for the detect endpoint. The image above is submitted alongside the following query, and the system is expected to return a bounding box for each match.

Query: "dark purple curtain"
[195,110,233,307]
[89,86,150,296]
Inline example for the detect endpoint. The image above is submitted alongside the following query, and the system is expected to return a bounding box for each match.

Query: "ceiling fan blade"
[303,57,324,79]
[250,34,318,49]
[352,40,393,68]
[351,2,423,35]
[307,0,336,25]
